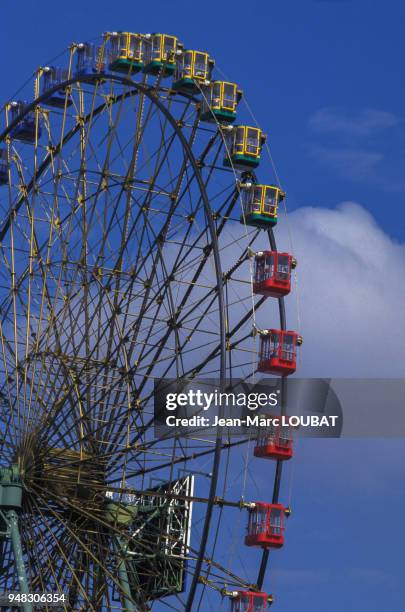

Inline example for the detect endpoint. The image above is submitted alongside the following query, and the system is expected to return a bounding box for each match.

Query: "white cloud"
[308,107,399,138]
[309,145,383,179]
[306,107,405,188]
[272,201,405,377]
[146,200,404,381]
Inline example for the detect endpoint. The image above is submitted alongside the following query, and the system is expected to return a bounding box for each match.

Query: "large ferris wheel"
[0,32,302,611]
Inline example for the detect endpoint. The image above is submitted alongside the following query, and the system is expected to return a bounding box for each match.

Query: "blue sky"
[1,1,405,610]
[1,0,405,239]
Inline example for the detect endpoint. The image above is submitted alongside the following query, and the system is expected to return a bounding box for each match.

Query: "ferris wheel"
[0,32,302,612]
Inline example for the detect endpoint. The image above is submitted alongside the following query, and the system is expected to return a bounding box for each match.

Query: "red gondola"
[258,329,302,376]
[253,251,296,298]
[254,424,293,460]
[245,503,287,549]
[230,591,272,611]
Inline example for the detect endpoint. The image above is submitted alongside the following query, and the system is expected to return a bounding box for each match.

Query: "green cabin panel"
[240,213,278,229]
[143,61,176,76]
[109,58,144,74]
[172,77,199,92]
[224,154,261,168]
[201,108,236,123]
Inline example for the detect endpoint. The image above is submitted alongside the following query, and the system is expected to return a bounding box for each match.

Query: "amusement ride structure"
[0,32,301,611]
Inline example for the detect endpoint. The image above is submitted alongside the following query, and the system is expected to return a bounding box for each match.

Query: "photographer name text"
[165,414,339,428]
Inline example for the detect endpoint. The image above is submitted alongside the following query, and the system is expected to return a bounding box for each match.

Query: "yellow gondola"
[224,125,266,169]
[200,81,242,123]
[143,34,182,76]
[172,50,214,92]
[107,32,145,74]
[240,183,284,228]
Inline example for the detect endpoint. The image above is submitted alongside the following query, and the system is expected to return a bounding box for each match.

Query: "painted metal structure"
[245,503,287,549]
[254,423,294,461]
[200,81,242,123]
[230,591,273,611]
[240,184,284,228]
[258,329,302,376]
[253,251,296,297]
[0,29,301,610]
[223,125,266,168]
